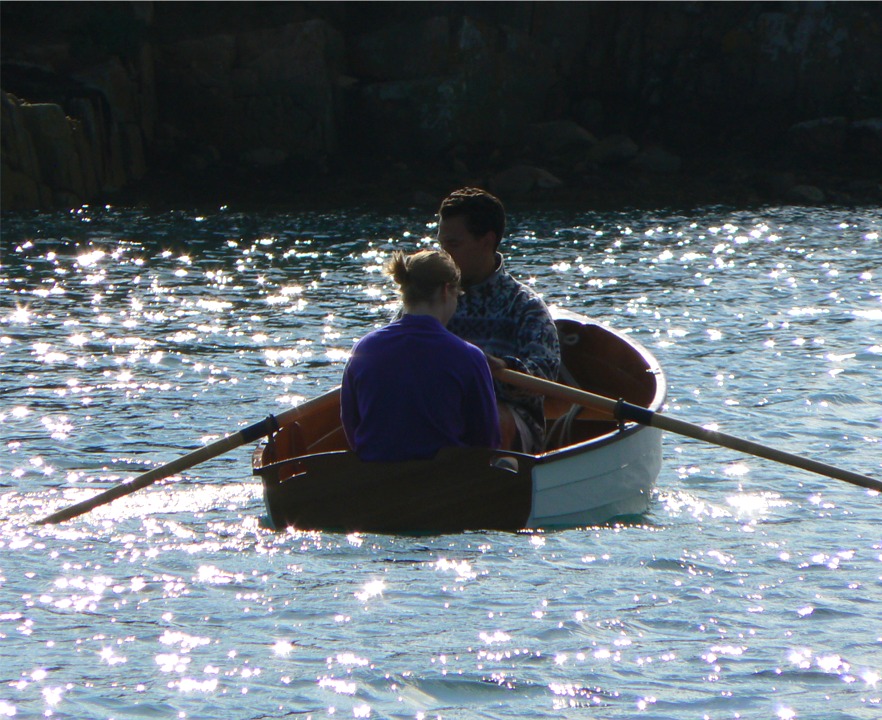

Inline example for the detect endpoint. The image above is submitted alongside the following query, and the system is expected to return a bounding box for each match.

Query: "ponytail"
[387,250,461,305]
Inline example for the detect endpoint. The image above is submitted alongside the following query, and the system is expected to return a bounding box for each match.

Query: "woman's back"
[341,314,499,461]
[340,249,500,462]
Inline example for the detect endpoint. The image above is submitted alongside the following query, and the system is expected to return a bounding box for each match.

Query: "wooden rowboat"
[252,310,666,533]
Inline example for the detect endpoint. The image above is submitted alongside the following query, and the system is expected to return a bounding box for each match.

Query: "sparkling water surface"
[1,204,880,719]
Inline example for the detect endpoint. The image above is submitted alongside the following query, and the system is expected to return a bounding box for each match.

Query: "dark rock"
[753,170,797,199]
[0,54,150,210]
[353,77,457,157]
[787,116,849,158]
[20,102,85,200]
[788,184,825,203]
[489,165,563,197]
[847,118,882,159]
[156,19,344,163]
[586,135,639,165]
[1,162,43,209]
[350,16,450,81]
[529,120,597,157]
[242,147,289,168]
[844,178,882,197]
[633,146,682,174]
[3,3,881,211]
[411,190,439,207]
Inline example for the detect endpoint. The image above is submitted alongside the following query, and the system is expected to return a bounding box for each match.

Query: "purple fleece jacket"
[341,314,501,461]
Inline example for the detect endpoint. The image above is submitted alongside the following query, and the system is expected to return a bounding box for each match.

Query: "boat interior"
[257,318,664,468]
[544,318,663,451]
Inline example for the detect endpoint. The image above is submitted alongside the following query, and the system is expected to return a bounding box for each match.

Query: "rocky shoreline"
[3,3,880,213]
[110,137,880,215]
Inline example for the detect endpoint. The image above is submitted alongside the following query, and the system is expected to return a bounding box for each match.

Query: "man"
[436,187,561,453]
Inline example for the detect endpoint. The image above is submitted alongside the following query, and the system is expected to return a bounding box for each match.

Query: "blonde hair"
[387,250,461,305]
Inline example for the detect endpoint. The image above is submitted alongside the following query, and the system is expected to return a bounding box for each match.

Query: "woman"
[340,249,500,461]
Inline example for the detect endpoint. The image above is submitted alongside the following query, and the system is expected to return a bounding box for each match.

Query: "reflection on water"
[1,205,880,718]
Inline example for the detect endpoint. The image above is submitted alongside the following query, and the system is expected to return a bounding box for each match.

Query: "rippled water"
[1,204,880,719]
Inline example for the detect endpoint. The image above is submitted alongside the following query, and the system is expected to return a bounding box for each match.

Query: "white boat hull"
[528,425,663,528]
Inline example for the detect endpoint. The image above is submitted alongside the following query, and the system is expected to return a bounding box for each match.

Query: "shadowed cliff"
[2,1,880,211]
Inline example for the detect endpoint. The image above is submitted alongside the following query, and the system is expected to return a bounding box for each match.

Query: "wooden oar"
[496,368,882,493]
[35,392,338,525]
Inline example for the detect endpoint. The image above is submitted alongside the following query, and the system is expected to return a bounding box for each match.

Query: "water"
[1,204,880,720]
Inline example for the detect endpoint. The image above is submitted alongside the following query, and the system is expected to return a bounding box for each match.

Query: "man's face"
[437,214,495,287]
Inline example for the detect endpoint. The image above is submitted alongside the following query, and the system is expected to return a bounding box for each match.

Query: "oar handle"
[495,368,618,415]
[496,368,882,493]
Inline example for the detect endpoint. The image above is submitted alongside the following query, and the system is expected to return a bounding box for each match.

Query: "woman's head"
[387,249,461,308]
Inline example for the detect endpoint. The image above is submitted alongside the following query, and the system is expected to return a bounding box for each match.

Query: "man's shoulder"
[497,271,553,315]
[495,266,541,294]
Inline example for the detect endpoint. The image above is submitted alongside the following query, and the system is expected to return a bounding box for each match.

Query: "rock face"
[1,56,152,210]
[2,2,880,210]
[154,20,344,167]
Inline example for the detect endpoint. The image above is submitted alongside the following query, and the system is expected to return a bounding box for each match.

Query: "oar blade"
[643,409,882,493]
[34,393,342,526]
[35,428,248,525]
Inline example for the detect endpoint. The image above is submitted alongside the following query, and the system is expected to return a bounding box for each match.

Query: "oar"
[496,368,882,493]
[35,392,337,525]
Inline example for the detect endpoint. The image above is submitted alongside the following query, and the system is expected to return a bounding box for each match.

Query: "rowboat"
[252,310,666,533]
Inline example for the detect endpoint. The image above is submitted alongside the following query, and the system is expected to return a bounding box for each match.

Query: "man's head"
[437,188,506,287]
[438,187,506,247]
